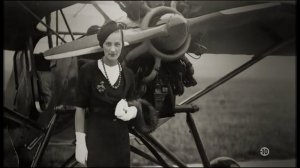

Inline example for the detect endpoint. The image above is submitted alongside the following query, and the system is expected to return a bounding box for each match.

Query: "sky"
[3,1,296,90]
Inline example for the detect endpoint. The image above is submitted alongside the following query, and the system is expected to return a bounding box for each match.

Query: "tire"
[210,157,240,168]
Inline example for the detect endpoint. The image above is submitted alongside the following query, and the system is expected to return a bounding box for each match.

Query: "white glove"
[128,106,137,119]
[75,132,88,166]
[115,99,128,117]
[117,106,137,121]
[115,99,137,121]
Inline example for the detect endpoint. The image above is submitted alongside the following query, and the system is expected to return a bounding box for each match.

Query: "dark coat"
[75,60,135,167]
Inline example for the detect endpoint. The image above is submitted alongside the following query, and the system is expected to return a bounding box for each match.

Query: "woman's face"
[103,30,123,63]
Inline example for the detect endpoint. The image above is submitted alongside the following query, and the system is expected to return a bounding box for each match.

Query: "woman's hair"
[97,21,124,48]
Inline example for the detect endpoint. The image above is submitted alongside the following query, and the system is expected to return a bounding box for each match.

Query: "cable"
[186,52,202,60]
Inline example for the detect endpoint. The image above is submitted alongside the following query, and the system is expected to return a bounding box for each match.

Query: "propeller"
[43,2,287,60]
[43,24,169,60]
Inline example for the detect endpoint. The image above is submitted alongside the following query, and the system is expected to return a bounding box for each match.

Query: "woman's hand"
[118,106,137,121]
[75,132,88,166]
[115,99,137,121]
[115,99,128,118]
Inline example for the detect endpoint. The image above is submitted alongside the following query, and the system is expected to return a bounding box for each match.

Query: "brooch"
[96,81,106,93]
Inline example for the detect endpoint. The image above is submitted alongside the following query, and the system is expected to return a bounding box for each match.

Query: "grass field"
[130,77,296,166]
[38,77,295,167]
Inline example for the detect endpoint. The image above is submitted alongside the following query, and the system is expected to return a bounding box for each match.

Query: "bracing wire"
[186,52,202,60]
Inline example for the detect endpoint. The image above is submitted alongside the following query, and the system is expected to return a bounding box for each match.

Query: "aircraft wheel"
[210,157,240,168]
[141,6,191,61]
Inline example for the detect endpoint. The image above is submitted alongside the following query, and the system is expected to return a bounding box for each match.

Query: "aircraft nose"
[152,14,188,52]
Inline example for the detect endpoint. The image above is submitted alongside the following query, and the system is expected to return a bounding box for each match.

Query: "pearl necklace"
[101,59,122,89]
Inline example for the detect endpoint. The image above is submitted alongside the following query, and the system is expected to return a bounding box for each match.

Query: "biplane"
[3,1,295,167]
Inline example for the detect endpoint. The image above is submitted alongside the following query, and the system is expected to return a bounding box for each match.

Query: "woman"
[74,21,138,167]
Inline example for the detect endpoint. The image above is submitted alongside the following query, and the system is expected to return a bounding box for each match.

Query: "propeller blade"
[124,24,168,45]
[44,34,101,60]
[187,2,282,35]
[44,24,169,60]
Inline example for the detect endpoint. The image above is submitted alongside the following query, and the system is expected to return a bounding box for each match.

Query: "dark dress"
[75,61,136,167]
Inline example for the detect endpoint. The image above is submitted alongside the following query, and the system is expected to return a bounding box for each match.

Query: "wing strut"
[17,1,67,43]
[60,9,75,40]
[135,131,188,167]
[92,2,111,23]
[26,36,46,113]
[180,38,295,105]
[46,14,53,48]
[31,113,58,167]
[130,129,171,167]
[130,145,162,165]
[56,11,59,46]
[4,106,44,132]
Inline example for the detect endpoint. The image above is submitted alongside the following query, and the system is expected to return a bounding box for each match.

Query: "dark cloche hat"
[97,21,123,47]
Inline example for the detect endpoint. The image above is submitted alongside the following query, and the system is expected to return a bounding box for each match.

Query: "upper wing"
[20,1,295,60]
[186,1,296,56]
[4,1,80,51]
